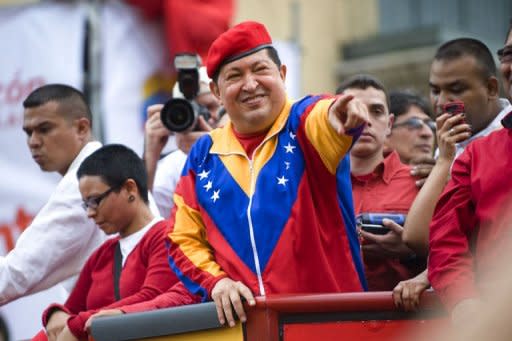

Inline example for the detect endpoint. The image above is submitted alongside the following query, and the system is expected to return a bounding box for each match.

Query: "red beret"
[206,21,273,78]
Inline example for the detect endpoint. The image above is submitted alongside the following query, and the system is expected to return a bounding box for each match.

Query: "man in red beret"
[166,20,369,327]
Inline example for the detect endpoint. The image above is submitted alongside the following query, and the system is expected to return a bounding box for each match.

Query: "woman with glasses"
[34,144,196,341]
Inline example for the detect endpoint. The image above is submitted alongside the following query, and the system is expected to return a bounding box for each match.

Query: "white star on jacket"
[289,131,296,140]
[277,176,289,186]
[203,180,213,192]
[211,189,220,203]
[198,169,210,180]
[284,142,296,154]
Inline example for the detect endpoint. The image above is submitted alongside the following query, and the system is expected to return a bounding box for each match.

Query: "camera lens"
[160,98,196,132]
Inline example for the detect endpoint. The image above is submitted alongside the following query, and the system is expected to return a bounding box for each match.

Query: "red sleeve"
[121,281,200,313]
[41,247,97,326]
[428,147,479,310]
[66,224,176,338]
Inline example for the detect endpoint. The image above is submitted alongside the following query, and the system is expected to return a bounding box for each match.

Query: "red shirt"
[428,114,512,310]
[352,151,422,290]
[41,220,194,339]
[232,126,267,159]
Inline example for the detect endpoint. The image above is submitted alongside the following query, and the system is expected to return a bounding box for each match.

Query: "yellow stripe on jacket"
[305,98,354,174]
[171,194,226,277]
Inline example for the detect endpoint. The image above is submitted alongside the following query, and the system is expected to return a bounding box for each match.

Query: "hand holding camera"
[436,101,472,162]
[144,104,170,163]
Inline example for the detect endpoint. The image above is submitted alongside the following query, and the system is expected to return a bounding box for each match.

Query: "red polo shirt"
[428,113,512,310]
[352,150,422,291]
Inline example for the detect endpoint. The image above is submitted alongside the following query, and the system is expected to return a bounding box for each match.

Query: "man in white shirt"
[0,84,107,305]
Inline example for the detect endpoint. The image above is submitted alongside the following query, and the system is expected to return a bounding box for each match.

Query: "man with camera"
[143,62,225,217]
[166,20,369,328]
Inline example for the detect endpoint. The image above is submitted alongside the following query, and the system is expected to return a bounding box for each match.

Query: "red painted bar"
[244,291,446,341]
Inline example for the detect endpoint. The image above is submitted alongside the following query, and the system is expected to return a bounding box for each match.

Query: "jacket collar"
[210,99,292,155]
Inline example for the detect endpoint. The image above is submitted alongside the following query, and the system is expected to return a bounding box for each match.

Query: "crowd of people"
[1,17,511,340]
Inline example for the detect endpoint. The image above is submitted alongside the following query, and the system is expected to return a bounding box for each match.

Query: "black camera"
[356,213,406,235]
[160,54,211,132]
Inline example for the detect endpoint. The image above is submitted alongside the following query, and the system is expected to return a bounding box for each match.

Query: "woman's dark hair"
[77,144,148,203]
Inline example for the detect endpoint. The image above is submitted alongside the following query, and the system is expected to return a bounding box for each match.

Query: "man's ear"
[75,117,91,139]
[209,81,221,102]
[279,64,287,82]
[386,114,395,136]
[123,178,140,201]
[487,76,499,99]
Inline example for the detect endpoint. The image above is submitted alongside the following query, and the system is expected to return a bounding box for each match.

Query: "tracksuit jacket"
[167,95,366,300]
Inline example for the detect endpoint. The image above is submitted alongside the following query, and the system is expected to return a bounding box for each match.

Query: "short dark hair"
[77,144,149,203]
[23,84,92,126]
[389,90,433,119]
[434,38,496,80]
[212,46,282,83]
[335,74,390,109]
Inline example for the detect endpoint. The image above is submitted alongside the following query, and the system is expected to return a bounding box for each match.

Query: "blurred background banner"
[0,3,86,340]
[0,1,235,338]
[100,1,174,155]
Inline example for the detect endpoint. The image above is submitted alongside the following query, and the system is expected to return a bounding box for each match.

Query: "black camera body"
[356,213,406,235]
[160,54,211,132]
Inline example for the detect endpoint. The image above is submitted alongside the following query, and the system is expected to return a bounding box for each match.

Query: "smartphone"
[442,101,465,115]
[356,213,406,235]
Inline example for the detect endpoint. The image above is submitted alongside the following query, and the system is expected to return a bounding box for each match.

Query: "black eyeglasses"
[497,45,512,64]
[82,186,119,211]
[392,117,436,132]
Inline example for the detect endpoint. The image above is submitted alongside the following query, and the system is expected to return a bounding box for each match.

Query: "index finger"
[345,99,369,131]
[359,229,385,243]
[232,282,255,323]
[381,219,404,234]
[392,282,404,308]
[332,94,355,113]
[147,104,164,118]
[435,113,451,129]
[239,283,255,306]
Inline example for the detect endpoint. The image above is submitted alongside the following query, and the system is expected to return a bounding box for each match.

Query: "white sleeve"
[152,151,187,218]
[0,170,105,305]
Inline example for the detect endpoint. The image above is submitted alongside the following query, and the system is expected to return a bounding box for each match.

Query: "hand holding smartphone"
[356,213,406,235]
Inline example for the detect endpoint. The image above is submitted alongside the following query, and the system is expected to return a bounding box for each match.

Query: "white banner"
[0,3,85,339]
[101,1,176,155]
